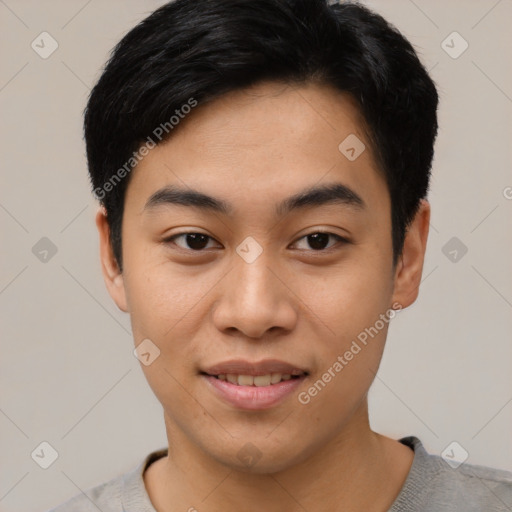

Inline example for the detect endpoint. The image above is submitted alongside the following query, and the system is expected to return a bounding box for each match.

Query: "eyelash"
[163,231,349,253]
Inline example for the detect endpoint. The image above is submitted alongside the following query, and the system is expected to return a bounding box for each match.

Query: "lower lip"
[202,375,306,410]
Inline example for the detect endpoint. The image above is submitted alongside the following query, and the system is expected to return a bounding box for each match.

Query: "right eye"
[163,232,222,251]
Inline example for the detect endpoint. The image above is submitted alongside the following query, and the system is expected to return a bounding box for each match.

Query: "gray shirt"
[47,436,512,511]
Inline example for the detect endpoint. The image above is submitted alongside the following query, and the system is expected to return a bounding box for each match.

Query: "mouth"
[200,372,307,387]
[200,359,309,410]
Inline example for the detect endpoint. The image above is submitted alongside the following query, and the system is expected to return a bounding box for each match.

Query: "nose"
[212,251,298,339]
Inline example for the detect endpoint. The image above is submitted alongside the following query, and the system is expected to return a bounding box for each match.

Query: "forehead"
[124,80,388,216]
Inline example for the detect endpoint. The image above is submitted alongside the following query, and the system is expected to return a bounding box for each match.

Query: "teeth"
[216,373,301,386]
[254,375,271,387]
[270,373,282,384]
[238,375,254,386]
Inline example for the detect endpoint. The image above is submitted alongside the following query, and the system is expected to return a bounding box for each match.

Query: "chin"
[205,437,314,475]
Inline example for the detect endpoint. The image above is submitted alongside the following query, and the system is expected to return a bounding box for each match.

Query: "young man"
[49,0,512,510]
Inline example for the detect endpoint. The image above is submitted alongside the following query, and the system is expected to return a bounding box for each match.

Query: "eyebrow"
[143,182,366,217]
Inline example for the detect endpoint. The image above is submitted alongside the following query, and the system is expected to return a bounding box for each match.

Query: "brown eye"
[292,232,347,251]
[167,233,218,251]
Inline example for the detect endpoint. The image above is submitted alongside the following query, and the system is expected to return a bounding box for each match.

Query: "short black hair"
[84,0,438,272]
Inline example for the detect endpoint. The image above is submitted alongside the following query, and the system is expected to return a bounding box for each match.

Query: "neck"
[144,399,413,512]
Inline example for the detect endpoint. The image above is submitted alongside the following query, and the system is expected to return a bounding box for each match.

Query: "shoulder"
[45,472,124,512]
[45,448,167,512]
[445,457,512,510]
[391,436,512,512]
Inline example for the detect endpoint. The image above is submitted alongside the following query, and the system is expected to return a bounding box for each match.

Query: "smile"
[202,373,308,410]
[209,373,304,386]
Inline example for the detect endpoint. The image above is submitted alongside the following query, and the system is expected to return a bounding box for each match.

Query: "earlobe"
[391,199,430,309]
[95,207,129,313]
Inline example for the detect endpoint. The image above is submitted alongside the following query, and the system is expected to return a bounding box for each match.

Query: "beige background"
[1,1,511,510]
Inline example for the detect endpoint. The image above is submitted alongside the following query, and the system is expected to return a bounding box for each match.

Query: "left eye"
[292,232,346,251]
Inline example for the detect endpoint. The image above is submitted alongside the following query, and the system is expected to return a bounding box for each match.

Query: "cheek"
[293,248,393,401]
[138,357,206,440]
[125,260,221,392]
[125,265,211,421]
[296,252,393,342]
[297,318,390,431]
[125,257,212,341]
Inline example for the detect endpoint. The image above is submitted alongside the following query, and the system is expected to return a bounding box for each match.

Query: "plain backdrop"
[1,1,511,511]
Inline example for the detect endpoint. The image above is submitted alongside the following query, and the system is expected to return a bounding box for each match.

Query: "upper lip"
[202,359,309,377]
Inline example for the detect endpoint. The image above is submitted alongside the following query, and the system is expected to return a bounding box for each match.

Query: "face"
[97,81,428,473]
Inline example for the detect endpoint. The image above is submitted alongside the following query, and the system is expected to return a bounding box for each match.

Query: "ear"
[95,207,129,313]
[391,199,430,309]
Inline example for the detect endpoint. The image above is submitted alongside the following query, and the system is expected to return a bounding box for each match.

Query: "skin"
[96,80,430,512]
